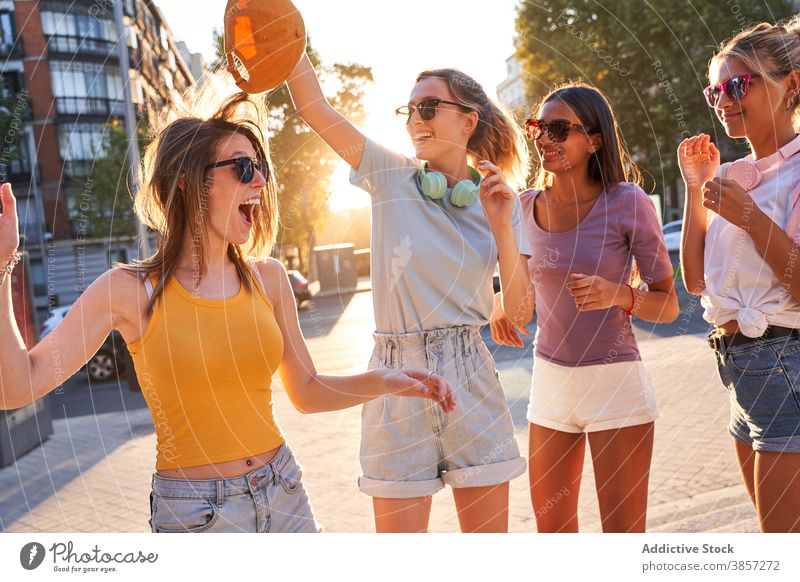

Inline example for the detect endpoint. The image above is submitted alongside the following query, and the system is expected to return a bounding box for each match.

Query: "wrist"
[2,249,20,271]
[371,369,390,396]
[617,283,635,313]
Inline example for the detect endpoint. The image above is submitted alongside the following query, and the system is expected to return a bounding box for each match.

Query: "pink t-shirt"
[520,182,674,367]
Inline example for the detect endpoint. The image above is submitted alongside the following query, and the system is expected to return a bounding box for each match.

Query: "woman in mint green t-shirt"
[287,51,533,532]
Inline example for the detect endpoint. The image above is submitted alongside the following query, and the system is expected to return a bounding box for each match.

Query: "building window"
[0,10,19,53]
[58,123,110,162]
[41,11,116,42]
[50,61,123,101]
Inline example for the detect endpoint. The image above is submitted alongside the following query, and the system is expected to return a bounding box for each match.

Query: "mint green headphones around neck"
[416,163,481,207]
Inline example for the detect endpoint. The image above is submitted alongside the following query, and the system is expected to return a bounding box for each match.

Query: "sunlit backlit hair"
[710,13,800,128]
[127,86,278,313]
[416,68,530,189]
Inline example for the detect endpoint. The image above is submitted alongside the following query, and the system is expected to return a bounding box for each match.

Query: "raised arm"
[258,259,455,414]
[678,134,719,295]
[286,53,367,170]
[0,186,123,409]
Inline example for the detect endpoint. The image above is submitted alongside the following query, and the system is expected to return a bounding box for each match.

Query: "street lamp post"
[113,0,150,259]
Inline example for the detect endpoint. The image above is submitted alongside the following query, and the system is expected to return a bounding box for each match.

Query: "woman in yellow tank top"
[0,92,455,533]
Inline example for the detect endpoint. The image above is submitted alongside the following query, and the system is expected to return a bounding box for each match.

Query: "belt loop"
[216,480,224,506]
[387,340,395,368]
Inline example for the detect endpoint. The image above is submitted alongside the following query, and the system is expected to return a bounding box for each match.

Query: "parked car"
[287,269,313,307]
[662,219,682,253]
[40,306,129,382]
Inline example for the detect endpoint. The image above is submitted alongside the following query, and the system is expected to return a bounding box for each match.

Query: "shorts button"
[250,477,258,487]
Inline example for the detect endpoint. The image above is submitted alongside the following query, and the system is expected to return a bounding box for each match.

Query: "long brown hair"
[416,68,530,188]
[531,83,641,191]
[127,92,279,313]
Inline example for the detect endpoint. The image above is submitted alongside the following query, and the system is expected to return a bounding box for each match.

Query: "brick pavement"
[0,291,756,533]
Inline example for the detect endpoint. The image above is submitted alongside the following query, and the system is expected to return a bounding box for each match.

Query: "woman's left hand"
[702,177,760,231]
[478,160,515,230]
[566,273,631,312]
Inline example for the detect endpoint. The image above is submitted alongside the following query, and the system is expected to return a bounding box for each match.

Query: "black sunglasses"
[703,70,791,108]
[395,98,471,123]
[525,118,596,143]
[204,157,268,183]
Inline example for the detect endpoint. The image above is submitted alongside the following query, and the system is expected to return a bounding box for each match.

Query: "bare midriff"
[156,445,282,480]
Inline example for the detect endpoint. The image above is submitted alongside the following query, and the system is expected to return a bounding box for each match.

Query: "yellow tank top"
[127,264,285,470]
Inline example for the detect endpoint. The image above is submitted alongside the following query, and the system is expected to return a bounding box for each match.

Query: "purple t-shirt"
[520,182,674,367]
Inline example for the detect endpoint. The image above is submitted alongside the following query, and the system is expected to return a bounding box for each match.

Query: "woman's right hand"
[490,291,529,348]
[677,134,720,192]
[0,183,20,263]
[380,368,457,413]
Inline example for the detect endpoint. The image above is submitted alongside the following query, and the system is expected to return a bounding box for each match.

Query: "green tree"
[72,119,148,239]
[515,1,795,217]
[213,28,372,271]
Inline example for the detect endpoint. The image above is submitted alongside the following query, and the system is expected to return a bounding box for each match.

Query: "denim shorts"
[359,325,526,499]
[712,331,800,453]
[149,443,322,533]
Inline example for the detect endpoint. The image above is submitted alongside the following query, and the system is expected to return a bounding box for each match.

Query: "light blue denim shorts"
[359,325,526,498]
[713,331,800,453]
[149,443,322,533]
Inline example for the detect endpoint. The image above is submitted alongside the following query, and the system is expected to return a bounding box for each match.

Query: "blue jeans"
[149,444,322,533]
[713,331,800,453]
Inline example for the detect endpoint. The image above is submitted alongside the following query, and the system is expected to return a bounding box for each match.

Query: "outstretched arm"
[260,259,455,414]
[286,53,367,170]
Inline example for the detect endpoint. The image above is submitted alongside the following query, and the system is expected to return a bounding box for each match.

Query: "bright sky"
[156,0,520,211]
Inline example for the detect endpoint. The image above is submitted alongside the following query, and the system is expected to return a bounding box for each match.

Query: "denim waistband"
[151,443,291,500]
[373,325,482,349]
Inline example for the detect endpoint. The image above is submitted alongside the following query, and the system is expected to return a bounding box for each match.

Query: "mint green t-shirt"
[350,138,531,334]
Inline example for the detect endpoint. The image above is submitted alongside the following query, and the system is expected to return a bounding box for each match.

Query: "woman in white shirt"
[679,15,800,532]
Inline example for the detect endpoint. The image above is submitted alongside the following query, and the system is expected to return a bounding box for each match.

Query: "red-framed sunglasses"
[703,70,790,108]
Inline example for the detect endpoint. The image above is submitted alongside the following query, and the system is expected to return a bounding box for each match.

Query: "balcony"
[47,35,118,60]
[55,96,126,118]
[0,37,24,58]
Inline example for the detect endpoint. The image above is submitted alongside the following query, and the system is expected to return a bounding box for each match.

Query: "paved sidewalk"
[0,292,757,533]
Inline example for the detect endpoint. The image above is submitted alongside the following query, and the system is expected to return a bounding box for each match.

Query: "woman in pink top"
[680,16,800,532]
[489,83,678,532]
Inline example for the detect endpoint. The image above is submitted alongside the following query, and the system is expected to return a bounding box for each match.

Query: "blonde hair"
[128,91,279,313]
[711,14,800,126]
[416,69,530,188]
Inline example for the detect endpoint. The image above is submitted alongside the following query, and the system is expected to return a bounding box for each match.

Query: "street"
[0,276,756,533]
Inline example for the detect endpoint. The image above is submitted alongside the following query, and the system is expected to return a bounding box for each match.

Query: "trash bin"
[313,243,357,295]
[0,251,53,468]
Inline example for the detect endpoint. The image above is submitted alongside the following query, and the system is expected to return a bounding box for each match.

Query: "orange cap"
[224,0,306,94]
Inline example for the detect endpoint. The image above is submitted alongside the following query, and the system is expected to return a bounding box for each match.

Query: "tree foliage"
[213,30,372,269]
[515,1,796,215]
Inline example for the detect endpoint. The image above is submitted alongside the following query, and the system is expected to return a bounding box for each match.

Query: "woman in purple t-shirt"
[490,84,679,532]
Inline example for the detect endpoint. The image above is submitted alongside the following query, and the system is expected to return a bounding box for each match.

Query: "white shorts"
[526,357,659,433]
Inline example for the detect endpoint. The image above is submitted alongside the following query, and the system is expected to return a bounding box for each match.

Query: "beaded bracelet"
[1,250,21,283]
